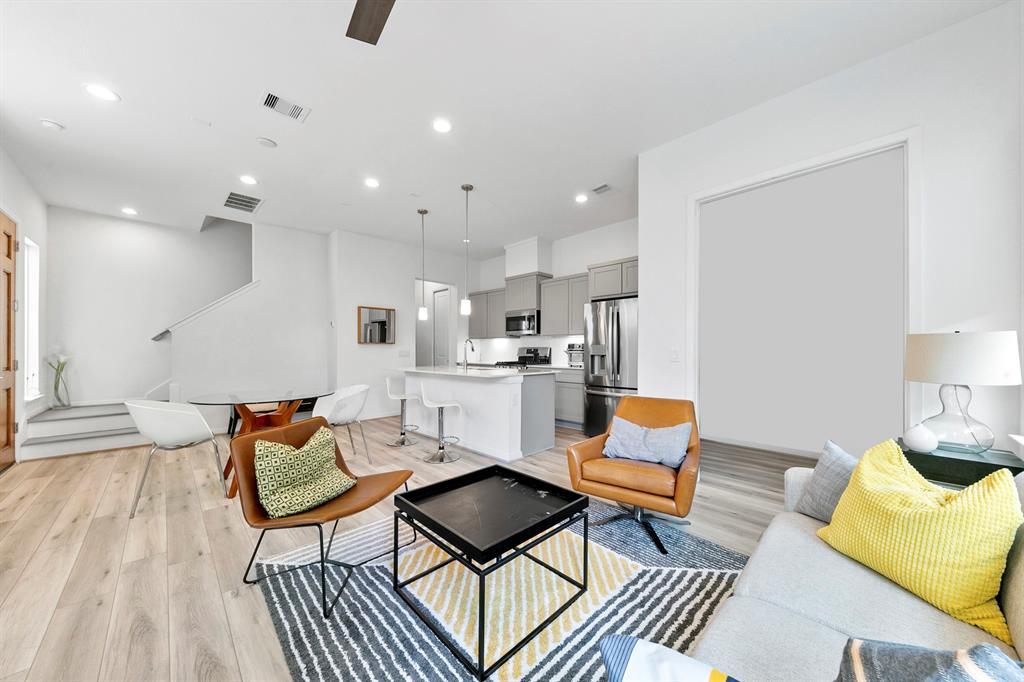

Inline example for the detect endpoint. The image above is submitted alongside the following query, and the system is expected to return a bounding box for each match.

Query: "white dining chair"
[385,376,420,448]
[419,386,461,464]
[312,384,372,463]
[124,399,225,518]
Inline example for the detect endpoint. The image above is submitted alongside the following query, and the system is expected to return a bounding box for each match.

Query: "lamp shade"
[904,331,1021,386]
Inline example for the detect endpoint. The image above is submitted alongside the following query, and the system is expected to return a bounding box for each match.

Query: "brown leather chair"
[230,416,412,617]
[567,396,700,554]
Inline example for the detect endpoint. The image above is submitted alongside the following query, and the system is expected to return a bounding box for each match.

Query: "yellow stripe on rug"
[394,531,641,681]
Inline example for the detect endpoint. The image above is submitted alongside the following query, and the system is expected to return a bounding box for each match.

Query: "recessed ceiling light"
[432,118,452,133]
[84,83,121,102]
[40,119,65,131]
[121,207,138,216]
[239,175,258,185]
[462,239,471,244]
[364,177,380,189]
[575,194,588,204]
[256,137,277,148]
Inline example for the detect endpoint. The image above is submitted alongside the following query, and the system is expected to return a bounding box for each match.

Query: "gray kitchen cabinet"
[622,259,639,294]
[589,263,623,300]
[505,273,550,311]
[588,258,638,300]
[554,369,585,423]
[468,292,488,339]
[568,275,588,334]
[486,289,506,338]
[540,279,569,336]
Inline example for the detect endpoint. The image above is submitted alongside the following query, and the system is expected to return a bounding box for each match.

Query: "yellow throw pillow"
[818,440,1023,645]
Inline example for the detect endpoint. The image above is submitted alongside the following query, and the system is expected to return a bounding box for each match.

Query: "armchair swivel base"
[592,505,690,555]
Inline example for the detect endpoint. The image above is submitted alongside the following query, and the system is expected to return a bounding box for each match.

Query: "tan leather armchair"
[567,396,700,553]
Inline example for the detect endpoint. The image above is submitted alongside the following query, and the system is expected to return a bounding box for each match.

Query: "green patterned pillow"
[254,426,356,518]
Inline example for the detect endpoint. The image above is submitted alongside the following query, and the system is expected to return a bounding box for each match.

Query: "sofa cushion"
[795,440,857,523]
[818,440,1022,644]
[582,458,676,497]
[691,595,850,682]
[735,512,1018,657]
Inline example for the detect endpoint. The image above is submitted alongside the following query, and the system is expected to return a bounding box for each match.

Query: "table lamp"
[904,331,1022,454]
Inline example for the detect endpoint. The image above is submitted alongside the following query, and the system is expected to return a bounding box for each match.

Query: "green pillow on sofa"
[254,426,356,518]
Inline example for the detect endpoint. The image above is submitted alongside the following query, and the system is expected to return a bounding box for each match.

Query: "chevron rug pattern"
[256,501,747,682]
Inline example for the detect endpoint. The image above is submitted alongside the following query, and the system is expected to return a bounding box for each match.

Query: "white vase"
[903,423,939,453]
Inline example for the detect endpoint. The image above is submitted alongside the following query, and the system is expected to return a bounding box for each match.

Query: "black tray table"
[393,465,589,680]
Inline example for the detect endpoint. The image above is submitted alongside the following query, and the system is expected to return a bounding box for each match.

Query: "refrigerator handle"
[612,304,621,381]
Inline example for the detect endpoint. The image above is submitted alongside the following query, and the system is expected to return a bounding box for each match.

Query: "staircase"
[21,402,148,460]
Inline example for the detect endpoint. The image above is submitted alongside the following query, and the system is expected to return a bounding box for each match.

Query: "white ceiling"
[0,0,1001,257]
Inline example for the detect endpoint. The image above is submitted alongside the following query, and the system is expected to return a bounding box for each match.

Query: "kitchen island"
[402,366,556,462]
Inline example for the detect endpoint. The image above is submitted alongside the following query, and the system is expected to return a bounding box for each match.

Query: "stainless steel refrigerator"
[583,297,639,436]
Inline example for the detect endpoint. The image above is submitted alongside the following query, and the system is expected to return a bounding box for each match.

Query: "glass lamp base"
[921,384,995,455]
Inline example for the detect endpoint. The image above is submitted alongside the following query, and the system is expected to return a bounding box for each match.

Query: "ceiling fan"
[346,0,396,45]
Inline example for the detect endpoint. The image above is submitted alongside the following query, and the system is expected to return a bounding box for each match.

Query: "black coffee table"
[393,465,589,680]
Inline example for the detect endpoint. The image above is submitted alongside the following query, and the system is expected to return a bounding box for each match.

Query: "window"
[23,237,40,399]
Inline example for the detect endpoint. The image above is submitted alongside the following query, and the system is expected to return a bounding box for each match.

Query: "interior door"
[432,288,450,365]
[0,212,15,470]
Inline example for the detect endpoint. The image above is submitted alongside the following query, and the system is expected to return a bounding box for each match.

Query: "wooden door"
[0,212,15,470]
[432,288,450,365]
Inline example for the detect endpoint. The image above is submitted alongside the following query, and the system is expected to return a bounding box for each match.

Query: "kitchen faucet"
[463,338,475,366]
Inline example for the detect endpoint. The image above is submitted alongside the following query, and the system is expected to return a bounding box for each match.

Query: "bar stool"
[420,387,461,464]
[385,376,420,447]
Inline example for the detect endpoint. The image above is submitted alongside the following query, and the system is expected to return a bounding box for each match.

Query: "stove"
[496,346,551,369]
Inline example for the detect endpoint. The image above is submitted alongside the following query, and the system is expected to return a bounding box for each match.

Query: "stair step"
[29,403,129,423]
[21,426,139,447]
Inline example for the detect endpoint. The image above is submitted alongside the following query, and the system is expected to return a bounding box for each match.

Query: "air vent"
[224,192,263,213]
[262,92,311,122]
[591,183,611,194]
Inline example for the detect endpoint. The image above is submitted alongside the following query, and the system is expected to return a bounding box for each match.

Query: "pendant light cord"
[421,212,426,302]
[464,188,470,293]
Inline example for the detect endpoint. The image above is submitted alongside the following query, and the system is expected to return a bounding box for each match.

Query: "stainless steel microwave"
[505,309,540,336]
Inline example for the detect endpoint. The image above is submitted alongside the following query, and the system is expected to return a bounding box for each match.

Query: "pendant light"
[417,209,429,321]
[459,184,474,316]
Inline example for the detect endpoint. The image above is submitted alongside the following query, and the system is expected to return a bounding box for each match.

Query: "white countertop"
[404,365,559,378]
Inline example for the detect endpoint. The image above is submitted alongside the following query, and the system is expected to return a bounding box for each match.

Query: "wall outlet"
[670,348,681,363]
[397,349,411,359]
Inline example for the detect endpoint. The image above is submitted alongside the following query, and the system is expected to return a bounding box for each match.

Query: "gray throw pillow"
[603,416,692,468]
[795,440,857,523]
[834,638,1024,682]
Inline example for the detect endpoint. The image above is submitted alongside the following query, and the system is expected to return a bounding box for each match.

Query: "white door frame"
[684,128,921,440]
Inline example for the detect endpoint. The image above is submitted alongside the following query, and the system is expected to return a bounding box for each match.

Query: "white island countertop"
[402,366,555,461]
[403,365,560,378]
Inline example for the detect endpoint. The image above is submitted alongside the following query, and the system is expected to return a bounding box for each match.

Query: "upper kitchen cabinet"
[505,273,551,311]
[568,275,589,334]
[588,258,639,300]
[467,288,507,338]
[486,289,506,338]
[468,292,488,338]
[540,274,588,336]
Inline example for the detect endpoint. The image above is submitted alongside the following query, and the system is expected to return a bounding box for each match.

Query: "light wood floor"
[0,417,812,682]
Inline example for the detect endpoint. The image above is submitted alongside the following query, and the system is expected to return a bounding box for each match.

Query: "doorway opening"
[415,279,455,367]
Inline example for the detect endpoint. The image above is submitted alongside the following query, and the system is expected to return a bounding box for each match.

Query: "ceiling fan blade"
[346,0,396,45]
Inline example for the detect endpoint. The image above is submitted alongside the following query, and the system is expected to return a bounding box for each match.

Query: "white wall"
[48,207,253,403]
[638,3,1022,452]
[0,144,48,447]
[549,217,638,277]
[169,222,329,428]
[331,229,471,420]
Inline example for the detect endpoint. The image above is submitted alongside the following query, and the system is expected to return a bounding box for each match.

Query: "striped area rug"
[256,501,746,682]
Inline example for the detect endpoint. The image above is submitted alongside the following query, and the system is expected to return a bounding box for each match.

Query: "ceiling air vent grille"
[262,92,311,122]
[224,192,263,213]
[591,184,611,195]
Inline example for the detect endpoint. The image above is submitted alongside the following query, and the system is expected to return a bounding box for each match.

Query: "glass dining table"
[190,387,334,498]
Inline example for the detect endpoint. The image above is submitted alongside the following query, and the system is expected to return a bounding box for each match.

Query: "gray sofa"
[691,467,1024,681]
